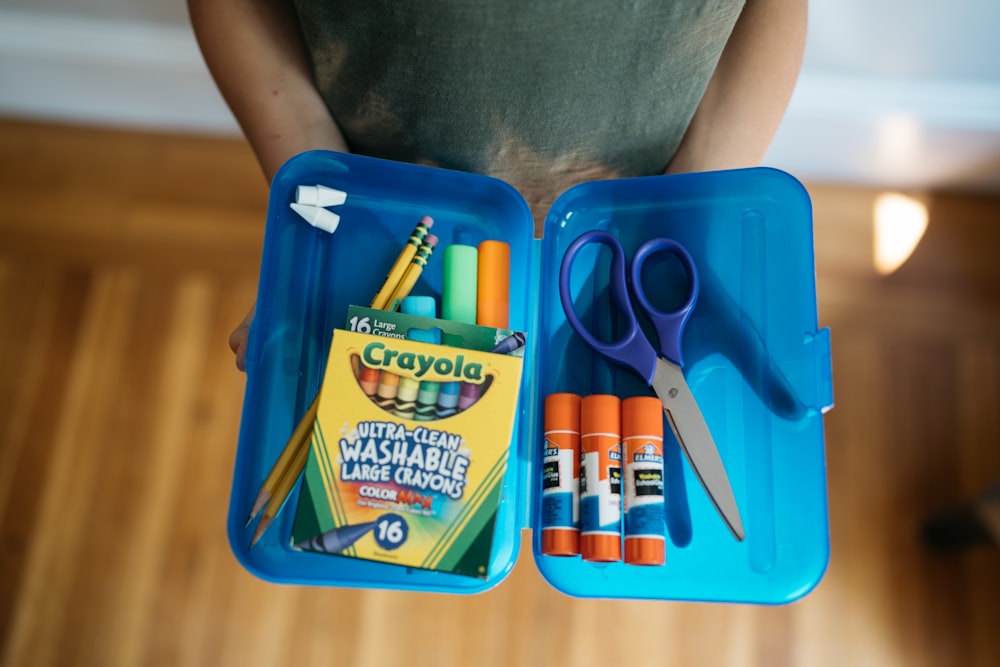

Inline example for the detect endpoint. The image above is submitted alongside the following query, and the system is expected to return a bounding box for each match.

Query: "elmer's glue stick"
[541,393,581,556]
[622,396,666,566]
[580,394,622,562]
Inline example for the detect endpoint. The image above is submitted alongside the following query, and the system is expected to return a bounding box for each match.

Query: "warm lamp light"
[873,193,928,275]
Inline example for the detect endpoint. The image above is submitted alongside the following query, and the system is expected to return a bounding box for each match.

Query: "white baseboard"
[0,9,239,135]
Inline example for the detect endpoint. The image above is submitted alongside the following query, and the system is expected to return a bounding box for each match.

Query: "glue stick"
[580,394,622,562]
[622,396,666,566]
[541,393,581,556]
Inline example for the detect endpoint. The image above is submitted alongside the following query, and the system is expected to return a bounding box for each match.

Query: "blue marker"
[401,296,442,421]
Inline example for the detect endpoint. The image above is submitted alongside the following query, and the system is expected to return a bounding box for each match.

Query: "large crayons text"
[339,421,469,500]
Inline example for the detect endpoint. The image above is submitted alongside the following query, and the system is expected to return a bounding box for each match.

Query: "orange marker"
[541,393,582,556]
[622,396,666,566]
[476,240,510,328]
[579,394,622,562]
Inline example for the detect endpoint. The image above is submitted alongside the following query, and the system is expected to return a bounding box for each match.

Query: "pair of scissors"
[559,230,744,541]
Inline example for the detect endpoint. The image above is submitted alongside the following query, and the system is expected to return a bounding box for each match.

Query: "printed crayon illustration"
[354,341,493,421]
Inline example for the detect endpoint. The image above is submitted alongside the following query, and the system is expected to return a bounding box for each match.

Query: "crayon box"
[290,310,526,578]
[227,150,834,603]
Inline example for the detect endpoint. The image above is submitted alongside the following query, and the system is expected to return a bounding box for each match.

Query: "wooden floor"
[1,119,998,667]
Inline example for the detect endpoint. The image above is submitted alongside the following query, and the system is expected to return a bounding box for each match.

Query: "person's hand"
[229,303,255,372]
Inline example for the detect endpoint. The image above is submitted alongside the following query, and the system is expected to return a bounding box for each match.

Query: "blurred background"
[1,1,998,666]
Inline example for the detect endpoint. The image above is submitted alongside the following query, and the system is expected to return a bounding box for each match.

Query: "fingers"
[230,304,256,372]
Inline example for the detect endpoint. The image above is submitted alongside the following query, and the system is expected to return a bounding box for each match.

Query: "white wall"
[0,0,188,25]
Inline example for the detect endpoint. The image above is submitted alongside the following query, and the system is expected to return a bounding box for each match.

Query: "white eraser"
[290,202,341,233]
[296,184,347,207]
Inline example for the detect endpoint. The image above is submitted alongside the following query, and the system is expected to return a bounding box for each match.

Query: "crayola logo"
[361,341,487,384]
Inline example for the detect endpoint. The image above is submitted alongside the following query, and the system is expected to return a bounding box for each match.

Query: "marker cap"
[476,240,510,328]
[400,295,437,318]
[442,245,479,324]
[296,184,347,207]
[401,296,440,344]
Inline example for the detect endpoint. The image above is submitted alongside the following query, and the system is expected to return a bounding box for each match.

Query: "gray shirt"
[293,0,744,217]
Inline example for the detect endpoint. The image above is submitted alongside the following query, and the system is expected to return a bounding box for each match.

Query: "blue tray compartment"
[227,151,833,602]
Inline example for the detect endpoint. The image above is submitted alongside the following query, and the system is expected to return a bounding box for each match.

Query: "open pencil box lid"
[227,150,834,604]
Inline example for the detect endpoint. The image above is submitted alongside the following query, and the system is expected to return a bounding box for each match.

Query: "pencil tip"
[246,490,272,526]
[250,516,272,549]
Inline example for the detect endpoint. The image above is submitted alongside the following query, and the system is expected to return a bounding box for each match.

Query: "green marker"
[441,244,479,414]
[441,244,478,324]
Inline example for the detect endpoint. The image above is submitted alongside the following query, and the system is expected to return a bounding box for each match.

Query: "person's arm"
[189,0,348,370]
[188,0,348,182]
[666,0,807,174]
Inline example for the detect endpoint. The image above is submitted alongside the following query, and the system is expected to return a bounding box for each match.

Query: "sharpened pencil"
[250,430,312,549]
[245,393,320,527]
[370,216,434,310]
[243,216,440,546]
[384,234,439,312]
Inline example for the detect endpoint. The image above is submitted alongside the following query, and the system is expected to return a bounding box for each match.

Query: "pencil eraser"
[290,202,341,233]
[296,184,347,207]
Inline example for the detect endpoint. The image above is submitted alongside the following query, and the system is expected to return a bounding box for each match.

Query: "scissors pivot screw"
[668,387,679,398]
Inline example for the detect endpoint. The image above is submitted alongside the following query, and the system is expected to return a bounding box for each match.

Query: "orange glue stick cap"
[580,393,620,435]
[621,395,663,436]
[544,392,581,431]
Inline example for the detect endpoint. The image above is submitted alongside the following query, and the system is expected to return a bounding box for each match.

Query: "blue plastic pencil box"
[227,150,834,603]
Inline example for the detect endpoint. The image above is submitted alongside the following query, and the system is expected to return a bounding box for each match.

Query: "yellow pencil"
[250,432,312,549]
[244,219,439,546]
[370,216,435,310]
[245,393,320,526]
[384,234,439,311]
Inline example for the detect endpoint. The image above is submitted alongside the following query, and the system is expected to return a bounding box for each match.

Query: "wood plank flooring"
[1,119,998,667]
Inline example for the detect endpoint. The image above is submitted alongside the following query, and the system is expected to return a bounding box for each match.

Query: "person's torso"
[294,0,743,220]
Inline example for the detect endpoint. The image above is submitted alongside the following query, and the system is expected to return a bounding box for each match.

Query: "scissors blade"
[651,358,745,541]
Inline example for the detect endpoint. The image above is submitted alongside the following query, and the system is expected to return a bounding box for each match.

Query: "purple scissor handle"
[559,229,744,542]
[558,230,698,383]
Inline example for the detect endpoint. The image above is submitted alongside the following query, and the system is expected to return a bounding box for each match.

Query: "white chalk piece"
[296,184,347,207]
[290,203,341,233]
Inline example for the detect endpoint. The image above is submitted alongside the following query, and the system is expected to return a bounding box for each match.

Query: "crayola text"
[361,341,486,383]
